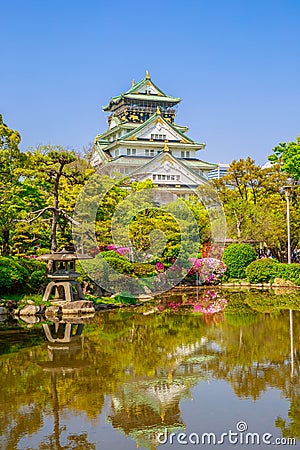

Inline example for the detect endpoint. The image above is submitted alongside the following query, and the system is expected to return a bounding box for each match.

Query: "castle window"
[181,151,190,158]
[127,148,136,156]
[145,149,155,157]
[151,134,167,141]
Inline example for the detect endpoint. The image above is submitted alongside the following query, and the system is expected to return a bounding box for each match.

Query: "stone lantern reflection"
[39,317,93,449]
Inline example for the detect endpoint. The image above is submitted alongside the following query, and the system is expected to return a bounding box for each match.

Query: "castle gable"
[126,70,167,97]
[131,151,208,186]
[121,112,195,144]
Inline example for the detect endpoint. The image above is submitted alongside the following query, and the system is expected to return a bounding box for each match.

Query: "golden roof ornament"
[164,142,170,152]
[156,106,161,115]
[132,79,135,87]
[145,69,150,80]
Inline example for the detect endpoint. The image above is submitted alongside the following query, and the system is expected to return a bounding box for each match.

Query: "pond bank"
[1,279,300,318]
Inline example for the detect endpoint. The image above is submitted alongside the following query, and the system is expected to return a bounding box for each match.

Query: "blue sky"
[1,0,300,164]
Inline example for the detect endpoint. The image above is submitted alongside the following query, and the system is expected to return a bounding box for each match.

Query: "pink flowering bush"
[155,261,165,272]
[188,257,227,285]
[105,245,131,257]
[115,247,131,256]
[163,290,228,315]
[107,244,118,251]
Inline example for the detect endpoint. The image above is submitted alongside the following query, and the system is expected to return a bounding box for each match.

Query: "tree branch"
[13,206,80,225]
[15,206,54,223]
[58,209,80,225]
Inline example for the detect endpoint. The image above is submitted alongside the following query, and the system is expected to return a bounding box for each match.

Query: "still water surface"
[0,288,300,449]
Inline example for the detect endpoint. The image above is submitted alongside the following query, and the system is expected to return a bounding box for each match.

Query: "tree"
[0,114,23,255]
[212,158,299,261]
[21,146,91,253]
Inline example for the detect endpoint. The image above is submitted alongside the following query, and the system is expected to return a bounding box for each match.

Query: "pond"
[0,288,300,449]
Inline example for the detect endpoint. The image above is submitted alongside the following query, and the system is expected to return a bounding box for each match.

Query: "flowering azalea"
[188,257,227,285]
[155,261,165,272]
[107,244,118,251]
[115,247,131,256]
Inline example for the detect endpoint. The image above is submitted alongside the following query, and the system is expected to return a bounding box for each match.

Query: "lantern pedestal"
[42,276,85,303]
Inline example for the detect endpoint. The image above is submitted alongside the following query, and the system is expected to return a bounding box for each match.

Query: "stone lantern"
[37,250,92,302]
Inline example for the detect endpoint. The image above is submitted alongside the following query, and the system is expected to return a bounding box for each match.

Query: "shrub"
[0,257,47,294]
[28,270,47,291]
[102,251,133,275]
[245,259,279,283]
[187,257,227,285]
[222,244,257,279]
[36,248,50,256]
[82,251,134,276]
[76,251,144,295]
[245,259,300,285]
[132,263,155,277]
[114,292,137,305]
[14,257,47,274]
[276,263,300,285]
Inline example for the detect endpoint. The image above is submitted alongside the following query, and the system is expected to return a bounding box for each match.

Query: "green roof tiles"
[184,159,217,169]
[103,74,181,111]
[125,73,167,96]
[126,93,180,102]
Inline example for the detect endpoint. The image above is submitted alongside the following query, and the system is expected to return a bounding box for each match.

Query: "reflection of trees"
[1,402,43,450]
[201,307,300,440]
[203,311,300,395]
[276,384,300,442]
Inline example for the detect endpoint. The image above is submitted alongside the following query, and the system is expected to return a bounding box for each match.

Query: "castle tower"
[91,71,216,198]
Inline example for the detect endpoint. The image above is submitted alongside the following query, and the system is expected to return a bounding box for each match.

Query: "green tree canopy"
[269,135,300,180]
[0,115,24,255]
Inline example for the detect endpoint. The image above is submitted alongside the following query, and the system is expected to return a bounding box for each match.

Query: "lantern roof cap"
[37,249,92,261]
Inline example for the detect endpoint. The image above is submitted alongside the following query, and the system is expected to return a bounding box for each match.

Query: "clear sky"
[1,0,300,165]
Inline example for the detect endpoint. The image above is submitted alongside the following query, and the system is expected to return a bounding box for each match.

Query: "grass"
[2,293,43,302]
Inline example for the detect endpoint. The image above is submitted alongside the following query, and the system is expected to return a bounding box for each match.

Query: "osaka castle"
[91,70,216,199]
